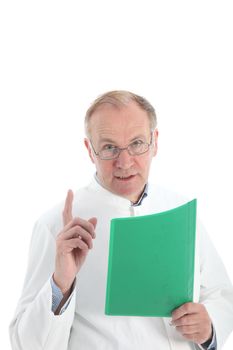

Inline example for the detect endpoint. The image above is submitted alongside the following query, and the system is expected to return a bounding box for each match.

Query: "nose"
[114,149,134,169]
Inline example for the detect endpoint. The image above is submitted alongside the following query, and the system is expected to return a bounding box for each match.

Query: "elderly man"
[10,91,233,349]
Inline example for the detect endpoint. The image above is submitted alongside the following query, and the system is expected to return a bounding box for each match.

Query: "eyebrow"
[99,134,148,145]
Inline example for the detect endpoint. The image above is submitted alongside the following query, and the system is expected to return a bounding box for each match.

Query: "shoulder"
[146,183,192,212]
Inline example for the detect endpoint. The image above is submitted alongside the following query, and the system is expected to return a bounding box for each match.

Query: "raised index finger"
[62,189,74,226]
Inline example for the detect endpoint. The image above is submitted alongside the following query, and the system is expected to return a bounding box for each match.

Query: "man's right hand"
[53,189,97,294]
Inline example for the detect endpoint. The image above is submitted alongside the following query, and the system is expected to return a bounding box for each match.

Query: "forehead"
[89,101,151,141]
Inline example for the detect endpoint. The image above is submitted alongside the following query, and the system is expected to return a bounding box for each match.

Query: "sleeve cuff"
[198,325,217,350]
[50,276,76,314]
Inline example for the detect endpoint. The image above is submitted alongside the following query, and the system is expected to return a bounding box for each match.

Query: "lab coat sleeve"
[198,220,233,350]
[9,219,76,350]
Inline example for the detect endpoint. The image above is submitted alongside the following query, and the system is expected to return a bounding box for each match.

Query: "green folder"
[105,199,196,317]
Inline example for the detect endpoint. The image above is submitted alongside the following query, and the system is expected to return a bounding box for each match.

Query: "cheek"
[97,162,113,179]
[137,156,152,172]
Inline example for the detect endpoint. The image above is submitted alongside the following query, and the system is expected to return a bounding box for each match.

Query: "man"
[10,90,233,349]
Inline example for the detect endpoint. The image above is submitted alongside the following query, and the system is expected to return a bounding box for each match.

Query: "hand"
[53,189,97,294]
[171,302,212,345]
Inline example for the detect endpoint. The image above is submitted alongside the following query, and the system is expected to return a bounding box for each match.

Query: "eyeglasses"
[89,133,153,160]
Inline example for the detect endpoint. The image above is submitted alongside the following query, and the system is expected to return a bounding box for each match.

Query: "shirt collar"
[132,183,148,207]
[94,173,148,207]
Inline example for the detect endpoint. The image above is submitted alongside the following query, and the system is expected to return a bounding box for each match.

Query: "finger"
[173,313,199,327]
[62,237,89,254]
[61,217,95,238]
[176,325,199,335]
[172,303,199,322]
[62,189,74,226]
[74,217,96,238]
[59,226,94,249]
[180,333,200,343]
[89,217,97,229]
[88,217,97,237]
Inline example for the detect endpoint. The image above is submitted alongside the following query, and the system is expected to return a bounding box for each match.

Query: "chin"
[114,184,142,201]
[108,175,145,199]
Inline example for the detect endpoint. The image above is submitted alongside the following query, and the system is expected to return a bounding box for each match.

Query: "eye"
[131,139,144,147]
[102,144,117,151]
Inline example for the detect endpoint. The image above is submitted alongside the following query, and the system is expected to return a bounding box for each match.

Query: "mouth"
[114,175,136,182]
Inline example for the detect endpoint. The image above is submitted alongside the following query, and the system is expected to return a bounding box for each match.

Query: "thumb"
[88,217,97,229]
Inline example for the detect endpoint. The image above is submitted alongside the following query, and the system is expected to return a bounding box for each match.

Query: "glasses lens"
[128,142,149,155]
[99,148,119,160]
[97,139,151,159]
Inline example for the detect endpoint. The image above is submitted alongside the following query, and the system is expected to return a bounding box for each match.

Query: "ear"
[84,138,95,164]
[152,129,159,157]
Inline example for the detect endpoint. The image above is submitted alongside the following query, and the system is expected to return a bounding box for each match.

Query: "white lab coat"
[9,179,233,350]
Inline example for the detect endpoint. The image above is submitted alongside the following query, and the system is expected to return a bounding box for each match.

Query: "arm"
[9,220,77,350]
[172,219,233,349]
[9,190,97,350]
[198,220,233,349]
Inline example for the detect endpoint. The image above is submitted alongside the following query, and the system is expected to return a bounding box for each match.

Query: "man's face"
[84,101,158,203]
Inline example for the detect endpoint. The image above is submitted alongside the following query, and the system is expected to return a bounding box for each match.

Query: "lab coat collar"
[89,175,149,209]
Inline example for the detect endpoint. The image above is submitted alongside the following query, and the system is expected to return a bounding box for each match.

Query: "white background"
[0,0,233,348]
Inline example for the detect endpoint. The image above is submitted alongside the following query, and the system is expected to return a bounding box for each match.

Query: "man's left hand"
[171,302,212,345]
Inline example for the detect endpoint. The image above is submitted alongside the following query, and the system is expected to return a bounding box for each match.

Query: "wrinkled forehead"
[88,101,151,138]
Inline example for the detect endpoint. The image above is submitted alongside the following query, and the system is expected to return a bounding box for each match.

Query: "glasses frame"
[89,132,154,160]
